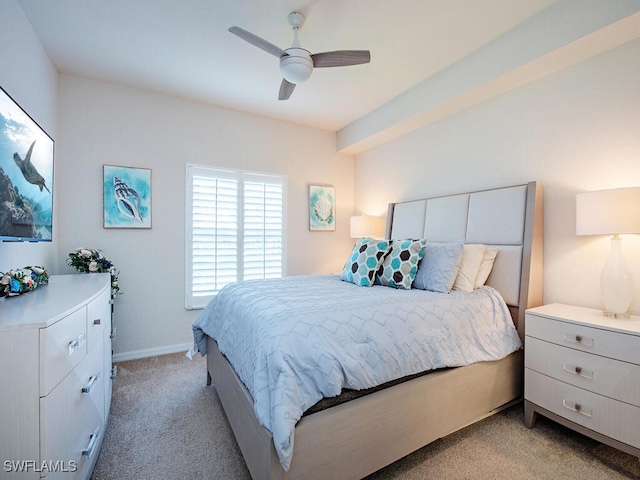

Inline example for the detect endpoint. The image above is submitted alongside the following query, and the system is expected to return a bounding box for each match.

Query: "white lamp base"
[600,236,633,318]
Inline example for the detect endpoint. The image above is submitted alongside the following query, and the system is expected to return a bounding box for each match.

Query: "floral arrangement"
[68,248,121,296]
[0,266,49,298]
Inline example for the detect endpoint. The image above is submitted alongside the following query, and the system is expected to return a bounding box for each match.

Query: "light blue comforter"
[192,275,521,471]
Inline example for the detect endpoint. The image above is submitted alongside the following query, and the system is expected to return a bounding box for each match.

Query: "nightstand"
[524,303,640,459]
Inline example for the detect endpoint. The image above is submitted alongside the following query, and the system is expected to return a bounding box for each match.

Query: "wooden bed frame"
[206,181,543,479]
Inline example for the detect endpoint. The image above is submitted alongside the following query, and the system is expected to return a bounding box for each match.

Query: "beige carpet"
[91,352,640,480]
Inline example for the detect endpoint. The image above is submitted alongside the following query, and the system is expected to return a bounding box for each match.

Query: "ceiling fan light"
[280,49,313,84]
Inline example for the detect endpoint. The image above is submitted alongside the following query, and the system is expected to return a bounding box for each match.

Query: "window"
[185,164,286,309]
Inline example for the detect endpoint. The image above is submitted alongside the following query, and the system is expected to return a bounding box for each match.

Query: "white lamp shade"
[576,187,640,235]
[350,215,381,238]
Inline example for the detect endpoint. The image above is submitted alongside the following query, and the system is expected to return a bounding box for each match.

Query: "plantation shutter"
[185,165,286,309]
[243,175,284,280]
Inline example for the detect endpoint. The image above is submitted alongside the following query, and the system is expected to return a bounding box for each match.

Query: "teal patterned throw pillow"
[376,239,427,289]
[340,238,390,287]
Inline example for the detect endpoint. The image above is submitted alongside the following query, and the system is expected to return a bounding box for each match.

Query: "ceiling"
[18,0,558,132]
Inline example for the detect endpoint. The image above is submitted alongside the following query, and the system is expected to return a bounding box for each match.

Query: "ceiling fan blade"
[228,26,287,58]
[278,79,296,101]
[311,50,371,68]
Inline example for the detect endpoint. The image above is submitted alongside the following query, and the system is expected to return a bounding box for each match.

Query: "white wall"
[355,38,640,314]
[57,74,355,358]
[0,0,58,270]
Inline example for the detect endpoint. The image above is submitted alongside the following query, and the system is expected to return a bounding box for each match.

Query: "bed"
[193,181,543,480]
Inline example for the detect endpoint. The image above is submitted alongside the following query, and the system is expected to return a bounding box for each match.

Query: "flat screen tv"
[0,86,54,242]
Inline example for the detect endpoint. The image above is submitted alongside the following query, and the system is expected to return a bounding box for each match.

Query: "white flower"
[81,249,92,258]
[89,261,98,272]
[112,281,118,287]
[0,275,9,285]
[33,267,44,274]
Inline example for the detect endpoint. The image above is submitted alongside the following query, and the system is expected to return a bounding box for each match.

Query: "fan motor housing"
[280,47,313,84]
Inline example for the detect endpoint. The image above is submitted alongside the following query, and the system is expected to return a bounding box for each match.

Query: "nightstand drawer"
[526,369,640,449]
[526,313,639,365]
[525,337,640,406]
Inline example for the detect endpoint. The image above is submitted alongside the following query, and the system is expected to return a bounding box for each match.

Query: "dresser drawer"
[40,307,87,396]
[525,337,640,407]
[87,288,111,350]
[526,313,640,365]
[40,340,105,462]
[46,406,104,480]
[525,369,640,449]
[104,326,113,421]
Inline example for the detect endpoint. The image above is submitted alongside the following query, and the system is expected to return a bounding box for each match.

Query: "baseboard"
[112,342,193,362]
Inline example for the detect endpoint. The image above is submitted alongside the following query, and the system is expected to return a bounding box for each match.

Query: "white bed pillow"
[453,244,487,293]
[474,246,499,289]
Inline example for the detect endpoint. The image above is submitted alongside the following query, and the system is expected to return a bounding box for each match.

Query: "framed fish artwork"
[103,165,152,229]
[309,185,335,231]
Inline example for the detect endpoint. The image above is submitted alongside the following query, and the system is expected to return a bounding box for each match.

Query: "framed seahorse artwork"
[309,185,335,231]
[103,165,152,229]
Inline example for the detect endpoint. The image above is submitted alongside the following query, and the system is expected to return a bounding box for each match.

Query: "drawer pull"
[562,399,593,418]
[111,365,118,380]
[68,333,85,356]
[82,372,101,395]
[82,427,101,460]
[562,364,593,380]
[93,318,101,325]
[563,333,593,348]
[110,327,117,340]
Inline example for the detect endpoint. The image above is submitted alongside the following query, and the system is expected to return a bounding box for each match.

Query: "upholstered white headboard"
[385,181,543,339]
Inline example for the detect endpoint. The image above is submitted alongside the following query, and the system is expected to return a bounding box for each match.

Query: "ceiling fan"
[229,12,371,100]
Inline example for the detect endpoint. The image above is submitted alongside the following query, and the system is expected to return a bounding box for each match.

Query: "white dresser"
[524,303,640,459]
[0,274,113,479]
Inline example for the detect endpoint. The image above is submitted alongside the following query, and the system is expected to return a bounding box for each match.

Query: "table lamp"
[576,187,640,318]
[350,215,382,238]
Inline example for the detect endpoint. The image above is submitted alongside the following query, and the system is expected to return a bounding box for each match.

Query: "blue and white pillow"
[376,239,426,289]
[340,238,390,287]
[413,242,464,293]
